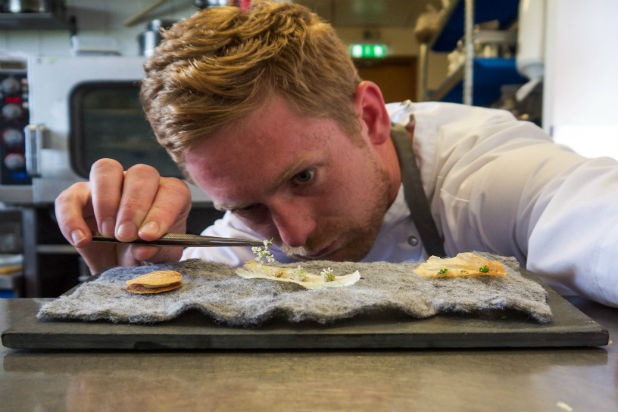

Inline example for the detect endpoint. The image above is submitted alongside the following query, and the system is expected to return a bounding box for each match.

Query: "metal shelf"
[431,0,520,52]
[420,0,522,106]
[431,58,527,107]
[0,12,70,30]
[0,185,33,204]
[426,0,460,50]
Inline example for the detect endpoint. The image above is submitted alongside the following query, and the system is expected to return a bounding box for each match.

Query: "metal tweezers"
[91,232,264,247]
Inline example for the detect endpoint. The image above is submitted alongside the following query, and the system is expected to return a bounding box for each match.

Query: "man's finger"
[114,164,161,242]
[54,181,94,248]
[90,158,124,238]
[138,177,192,240]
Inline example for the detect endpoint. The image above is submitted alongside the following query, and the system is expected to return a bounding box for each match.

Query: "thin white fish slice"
[236,260,361,290]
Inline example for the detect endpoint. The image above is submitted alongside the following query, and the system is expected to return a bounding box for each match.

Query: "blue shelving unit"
[432,0,520,52]
[420,0,523,107]
[0,290,15,298]
[436,58,527,107]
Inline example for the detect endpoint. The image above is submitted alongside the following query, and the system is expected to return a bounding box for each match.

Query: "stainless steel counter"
[1,297,616,412]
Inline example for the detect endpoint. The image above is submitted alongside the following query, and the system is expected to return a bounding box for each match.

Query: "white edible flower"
[252,239,275,266]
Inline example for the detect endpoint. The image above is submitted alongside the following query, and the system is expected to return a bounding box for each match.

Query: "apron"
[391,124,446,257]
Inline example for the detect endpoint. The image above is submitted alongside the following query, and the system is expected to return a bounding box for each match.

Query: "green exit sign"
[349,44,388,59]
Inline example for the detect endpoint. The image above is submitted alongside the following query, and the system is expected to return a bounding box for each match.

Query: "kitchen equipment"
[0,59,29,186]
[8,0,47,13]
[70,34,120,56]
[1,55,210,205]
[92,232,263,247]
[138,19,177,57]
[7,0,65,14]
[447,30,517,76]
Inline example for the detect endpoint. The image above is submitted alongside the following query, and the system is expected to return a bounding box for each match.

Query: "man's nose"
[269,198,316,248]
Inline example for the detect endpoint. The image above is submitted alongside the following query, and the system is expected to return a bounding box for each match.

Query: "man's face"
[185,94,395,261]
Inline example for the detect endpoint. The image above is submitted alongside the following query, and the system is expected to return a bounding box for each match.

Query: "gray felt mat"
[37,253,552,326]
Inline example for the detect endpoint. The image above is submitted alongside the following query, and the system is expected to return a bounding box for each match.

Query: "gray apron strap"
[391,125,446,257]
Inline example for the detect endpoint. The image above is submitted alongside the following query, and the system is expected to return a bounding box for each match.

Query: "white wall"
[544,0,618,159]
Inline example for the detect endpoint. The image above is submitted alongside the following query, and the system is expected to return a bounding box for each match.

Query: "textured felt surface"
[37,254,552,326]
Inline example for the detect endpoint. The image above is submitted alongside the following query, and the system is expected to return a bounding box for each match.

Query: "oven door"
[24,56,210,204]
[69,80,181,179]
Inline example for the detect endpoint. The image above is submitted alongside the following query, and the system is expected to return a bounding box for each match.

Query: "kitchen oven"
[0,56,217,297]
[23,55,210,204]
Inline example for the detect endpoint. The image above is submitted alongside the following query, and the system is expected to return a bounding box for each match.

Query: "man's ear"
[354,81,390,145]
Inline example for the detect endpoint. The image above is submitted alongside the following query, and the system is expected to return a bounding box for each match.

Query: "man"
[55,1,617,307]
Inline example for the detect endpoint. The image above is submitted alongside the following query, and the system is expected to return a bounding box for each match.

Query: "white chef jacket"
[183,101,618,307]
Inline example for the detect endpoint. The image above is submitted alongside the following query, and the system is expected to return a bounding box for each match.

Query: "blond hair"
[140,0,362,171]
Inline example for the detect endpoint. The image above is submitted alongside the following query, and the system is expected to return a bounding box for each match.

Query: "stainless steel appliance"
[0,59,29,186]
[7,0,62,13]
[138,19,177,57]
[18,55,209,204]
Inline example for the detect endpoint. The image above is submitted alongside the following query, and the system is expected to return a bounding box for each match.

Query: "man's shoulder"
[415,101,515,121]
[388,100,517,132]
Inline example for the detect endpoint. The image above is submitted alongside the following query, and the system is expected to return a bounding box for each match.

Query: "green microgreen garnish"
[438,268,448,274]
[479,265,489,273]
[320,267,335,282]
[295,265,307,281]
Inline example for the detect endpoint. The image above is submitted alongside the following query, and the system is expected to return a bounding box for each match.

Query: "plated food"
[125,270,183,294]
[414,252,506,277]
[236,260,361,290]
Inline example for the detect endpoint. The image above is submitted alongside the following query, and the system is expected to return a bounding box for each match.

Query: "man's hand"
[55,158,192,274]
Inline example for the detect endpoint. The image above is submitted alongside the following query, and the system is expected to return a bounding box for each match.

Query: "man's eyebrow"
[213,158,309,212]
[273,158,308,187]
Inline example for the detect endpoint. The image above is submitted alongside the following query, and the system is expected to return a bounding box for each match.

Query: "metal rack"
[419,0,523,106]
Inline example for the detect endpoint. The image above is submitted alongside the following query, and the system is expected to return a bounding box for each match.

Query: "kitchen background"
[0,0,616,298]
[0,0,450,91]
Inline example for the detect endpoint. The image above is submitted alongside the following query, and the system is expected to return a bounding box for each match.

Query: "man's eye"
[292,169,315,185]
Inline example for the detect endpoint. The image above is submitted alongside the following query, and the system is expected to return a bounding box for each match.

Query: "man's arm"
[416,103,618,306]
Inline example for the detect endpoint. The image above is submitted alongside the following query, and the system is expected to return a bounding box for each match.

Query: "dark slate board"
[2,275,609,350]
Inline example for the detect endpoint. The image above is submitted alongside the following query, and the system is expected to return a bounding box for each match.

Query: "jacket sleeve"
[181,211,293,267]
[181,211,259,267]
